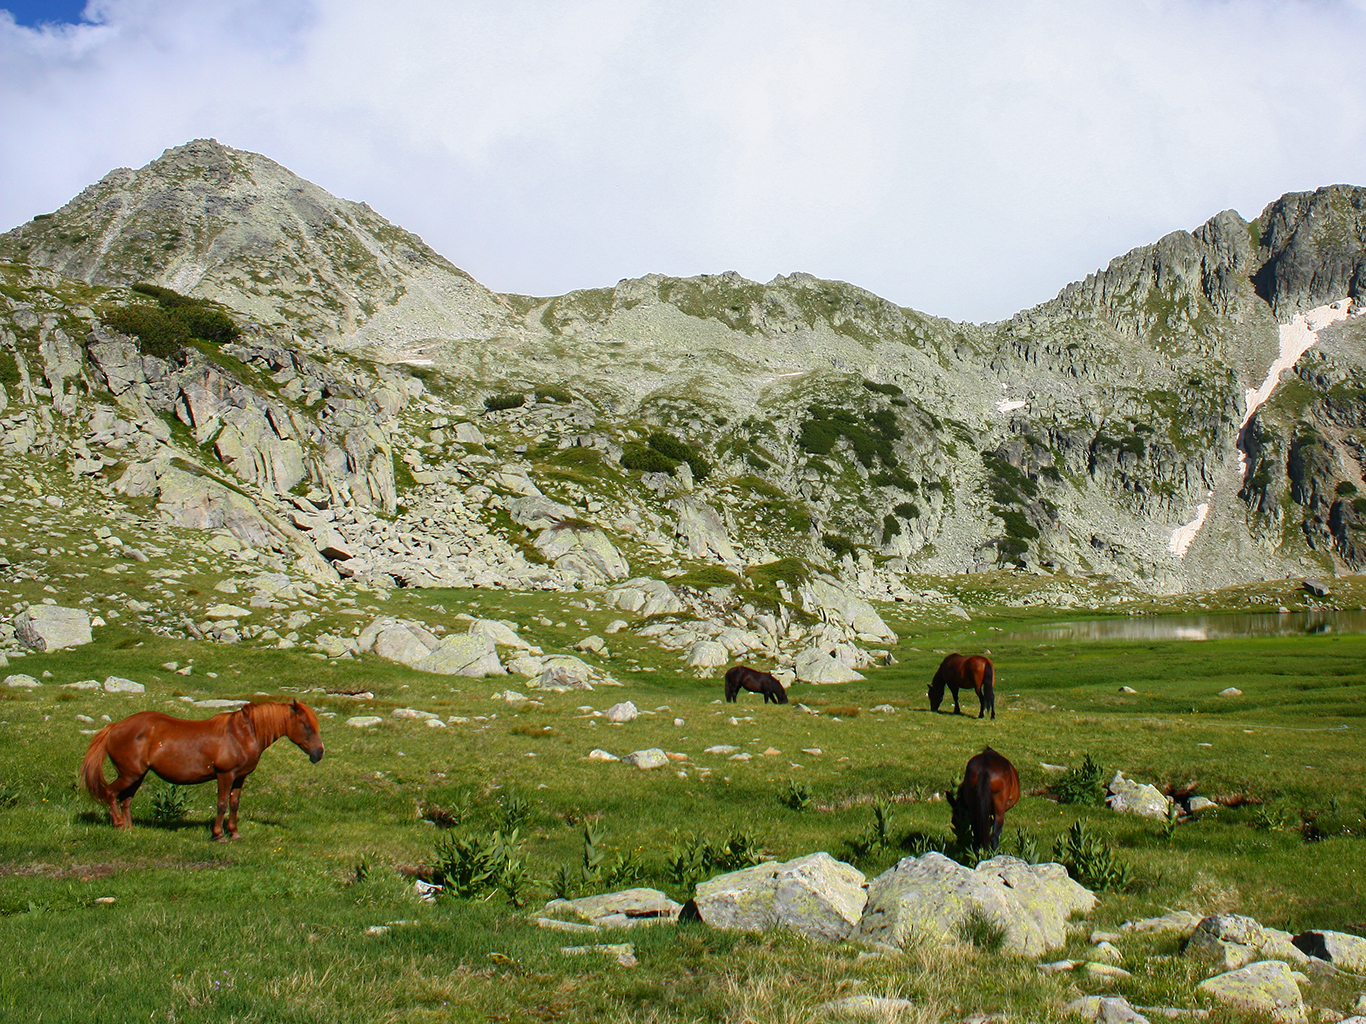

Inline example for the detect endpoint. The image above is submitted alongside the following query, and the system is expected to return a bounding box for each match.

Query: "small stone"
[705,745,740,755]
[94,897,116,905]
[1187,797,1218,814]
[1119,686,1138,694]
[1090,940,1125,963]
[1218,687,1243,697]
[206,604,252,620]
[391,707,440,721]
[588,749,619,761]
[603,701,638,723]
[346,716,383,728]
[1040,960,1077,973]
[103,676,144,693]
[63,679,100,690]
[622,748,668,770]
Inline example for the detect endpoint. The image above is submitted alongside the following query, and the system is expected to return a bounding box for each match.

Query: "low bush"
[1052,820,1134,891]
[621,443,678,474]
[150,784,188,823]
[822,534,858,560]
[484,393,526,412]
[1053,754,1107,806]
[101,304,187,358]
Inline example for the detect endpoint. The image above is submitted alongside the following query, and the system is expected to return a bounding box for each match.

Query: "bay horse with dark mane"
[948,746,1020,851]
[724,666,788,704]
[929,653,996,719]
[81,701,323,841]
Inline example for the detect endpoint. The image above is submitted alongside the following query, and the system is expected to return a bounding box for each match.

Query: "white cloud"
[2,0,1365,322]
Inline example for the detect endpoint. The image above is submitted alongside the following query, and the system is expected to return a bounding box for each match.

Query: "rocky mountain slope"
[0,141,1364,675]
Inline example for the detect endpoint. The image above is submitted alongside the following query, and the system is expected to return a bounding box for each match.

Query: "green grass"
[2,603,1365,1021]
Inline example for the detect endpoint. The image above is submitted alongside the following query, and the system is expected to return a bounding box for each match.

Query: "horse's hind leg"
[107,771,145,828]
[212,774,234,841]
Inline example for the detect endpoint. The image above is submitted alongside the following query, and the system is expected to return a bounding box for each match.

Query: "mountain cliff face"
[2,139,1365,609]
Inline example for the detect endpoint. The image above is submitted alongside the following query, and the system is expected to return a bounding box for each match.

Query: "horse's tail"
[724,668,739,702]
[982,659,995,716]
[81,725,114,805]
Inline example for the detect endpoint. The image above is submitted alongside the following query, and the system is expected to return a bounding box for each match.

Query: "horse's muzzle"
[310,747,324,764]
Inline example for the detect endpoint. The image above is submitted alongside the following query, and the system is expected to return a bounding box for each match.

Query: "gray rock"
[1121,910,1204,938]
[416,633,504,677]
[14,605,92,651]
[103,676,144,693]
[794,643,865,684]
[1187,797,1218,814]
[685,640,730,669]
[604,578,685,616]
[368,618,440,667]
[391,707,441,721]
[1292,930,1366,971]
[4,674,40,688]
[1065,996,1152,1024]
[506,495,576,530]
[470,618,532,649]
[1186,915,1308,970]
[543,887,681,926]
[604,701,638,723]
[691,852,867,942]
[667,497,739,564]
[622,748,669,770]
[534,522,628,583]
[798,575,897,642]
[855,852,1096,956]
[346,716,383,728]
[1107,771,1171,819]
[1197,960,1307,1024]
[1218,687,1243,697]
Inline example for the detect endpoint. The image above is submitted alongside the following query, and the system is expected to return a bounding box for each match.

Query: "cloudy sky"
[2,0,1365,323]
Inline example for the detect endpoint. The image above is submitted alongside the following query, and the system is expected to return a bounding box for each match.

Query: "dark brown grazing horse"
[724,665,788,704]
[948,746,1020,851]
[81,701,323,841]
[929,653,996,719]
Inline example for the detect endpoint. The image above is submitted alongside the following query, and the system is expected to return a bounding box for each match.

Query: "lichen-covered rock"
[1197,960,1307,1024]
[1065,996,1151,1024]
[368,618,441,667]
[1185,915,1308,970]
[14,605,92,650]
[798,575,897,642]
[1121,910,1204,938]
[543,887,680,927]
[534,522,628,583]
[416,633,504,677]
[794,643,865,684]
[667,497,739,564]
[856,852,1095,956]
[685,640,729,669]
[604,578,685,617]
[1107,771,1171,819]
[690,852,867,942]
[1291,930,1366,971]
[622,748,668,770]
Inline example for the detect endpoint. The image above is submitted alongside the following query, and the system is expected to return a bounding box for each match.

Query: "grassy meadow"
[1,588,1365,1023]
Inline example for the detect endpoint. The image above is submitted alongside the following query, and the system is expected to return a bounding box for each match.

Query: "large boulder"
[667,498,739,564]
[686,640,730,669]
[367,618,441,666]
[14,606,92,651]
[794,643,865,684]
[469,618,533,650]
[1107,772,1171,819]
[507,495,577,530]
[798,575,897,642]
[534,522,629,583]
[213,404,306,494]
[690,852,867,942]
[1185,915,1308,971]
[1196,961,1307,1024]
[1292,929,1366,971]
[416,634,504,677]
[604,578,685,616]
[856,852,1096,956]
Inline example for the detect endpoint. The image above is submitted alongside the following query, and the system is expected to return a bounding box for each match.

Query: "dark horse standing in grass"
[929,653,996,719]
[81,701,324,841]
[948,747,1020,851]
[724,666,788,704]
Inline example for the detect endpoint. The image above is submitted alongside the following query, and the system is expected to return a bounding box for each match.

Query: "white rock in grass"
[346,716,383,728]
[13,605,92,650]
[63,679,100,690]
[622,748,668,770]
[392,707,440,721]
[5,674,39,688]
[1197,960,1307,1024]
[1218,687,1243,697]
[1065,996,1151,1024]
[588,749,619,761]
[103,676,144,693]
[206,604,251,620]
[603,701,638,723]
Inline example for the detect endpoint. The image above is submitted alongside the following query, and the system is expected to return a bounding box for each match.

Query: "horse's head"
[287,701,325,763]
[928,677,945,713]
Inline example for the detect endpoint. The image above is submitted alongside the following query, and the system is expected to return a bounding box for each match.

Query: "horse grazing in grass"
[81,701,323,841]
[929,653,996,719]
[724,666,788,704]
[948,746,1020,851]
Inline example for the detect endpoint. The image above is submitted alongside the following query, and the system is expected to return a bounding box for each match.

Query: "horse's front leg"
[212,774,233,841]
[952,688,962,715]
[227,777,246,839]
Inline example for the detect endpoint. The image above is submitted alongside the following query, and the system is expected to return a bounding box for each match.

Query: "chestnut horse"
[81,701,323,840]
[948,746,1020,851]
[724,666,788,704]
[929,653,996,719]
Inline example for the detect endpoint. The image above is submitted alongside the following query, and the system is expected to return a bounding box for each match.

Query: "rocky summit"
[0,140,1365,662]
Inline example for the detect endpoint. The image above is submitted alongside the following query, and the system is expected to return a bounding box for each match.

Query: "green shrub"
[998,509,1040,540]
[128,282,240,343]
[150,784,188,823]
[0,350,20,386]
[647,431,711,480]
[893,501,920,519]
[1336,481,1358,496]
[621,443,679,474]
[100,304,187,358]
[665,828,766,893]
[781,780,812,812]
[861,379,903,396]
[1053,754,1107,806]
[484,393,526,412]
[431,828,530,905]
[1052,820,1134,891]
[673,566,742,589]
[822,534,858,560]
[882,514,901,544]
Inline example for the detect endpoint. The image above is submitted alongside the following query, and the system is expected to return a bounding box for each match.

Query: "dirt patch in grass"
[0,859,228,880]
